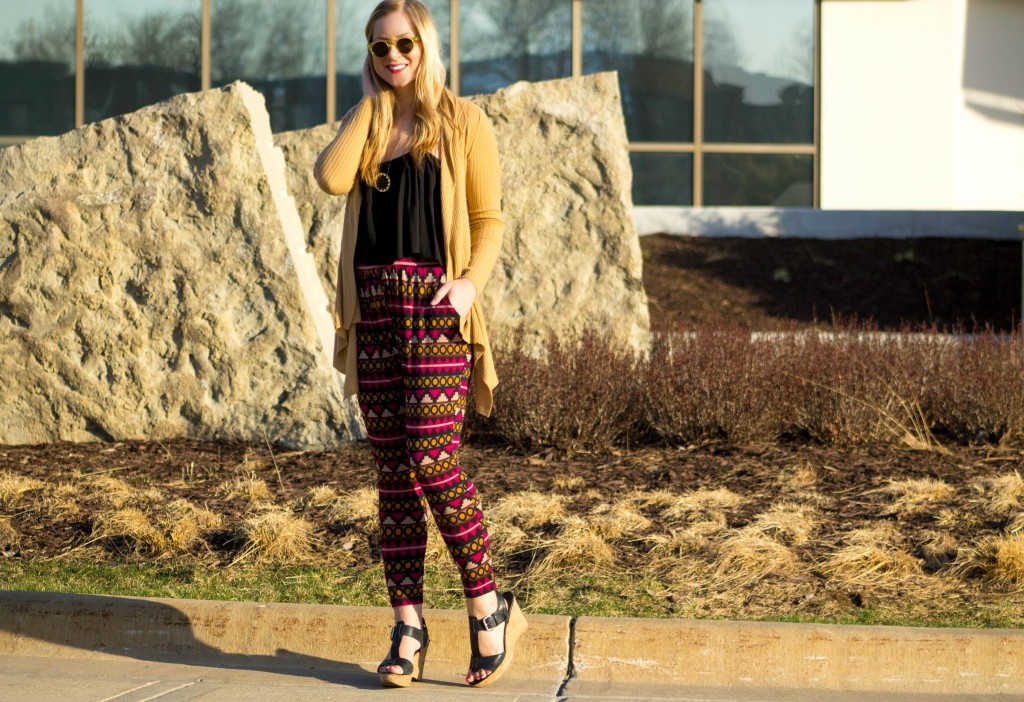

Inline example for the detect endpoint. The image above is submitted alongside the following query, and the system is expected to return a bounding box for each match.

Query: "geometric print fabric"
[354,257,496,607]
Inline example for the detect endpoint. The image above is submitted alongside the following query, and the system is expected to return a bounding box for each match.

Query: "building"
[1,0,1021,215]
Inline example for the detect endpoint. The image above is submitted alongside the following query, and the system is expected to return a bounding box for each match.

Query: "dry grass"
[91,508,167,554]
[934,507,983,530]
[954,533,1024,591]
[777,463,818,492]
[487,491,565,531]
[0,471,45,508]
[137,487,166,503]
[0,518,20,549]
[307,485,339,507]
[916,532,959,573]
[820,524,922,587]
[83,475,135,508]
[645,517,726,560]
[1009,513,1024,535]
[629,489,678,509]
[636,489,746,568]
[221,474,273,504]
[424,518,451,561]
[233,509,315,564]
[532,516,617,576]
[874,478,954,514]
[325,487,378,524]
[712,531,801,587]
[973,472,1024,515]
[490,523,532,556]
[163,499,223,551]
[661,488,745,523]
[554,475,585,491]
[35,482,83,519]
[589,501,652,539]
[747,503,819,546]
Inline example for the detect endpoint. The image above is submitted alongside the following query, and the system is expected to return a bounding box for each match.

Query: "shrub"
[481,327,644,453]
[472,322,1023,450]
[923,331,1024,444]
[781,329,940,447]
[644,326,793,445]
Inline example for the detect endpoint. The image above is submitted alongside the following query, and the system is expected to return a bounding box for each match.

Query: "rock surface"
[275,123,346,303]
[0,83,357,448]
[470,72,650,351]
[279,72,650,352]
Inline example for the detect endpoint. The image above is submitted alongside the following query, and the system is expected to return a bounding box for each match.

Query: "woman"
[313,0,526,689]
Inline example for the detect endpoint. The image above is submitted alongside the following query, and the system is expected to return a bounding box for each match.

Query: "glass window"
[702,0,814,144]
[0,2,75,135]
[459,0,571,96]
[84,0,201,123]
[631,152,693,206]
[211,0,326,132]
[583,0,694,143]
[335,0,449,116]
[703,153,812,206]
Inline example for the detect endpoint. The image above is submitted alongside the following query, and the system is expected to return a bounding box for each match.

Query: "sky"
[712,0,813,80]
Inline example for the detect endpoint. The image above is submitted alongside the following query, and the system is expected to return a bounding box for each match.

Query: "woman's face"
[370,11,422,92]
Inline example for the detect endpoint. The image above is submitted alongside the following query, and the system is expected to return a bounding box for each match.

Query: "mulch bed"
[2,438,1021,564]
[641,235,1021,334]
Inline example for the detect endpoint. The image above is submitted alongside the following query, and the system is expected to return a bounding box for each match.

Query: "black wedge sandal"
[377,619,429,688]
[467,591,528,688]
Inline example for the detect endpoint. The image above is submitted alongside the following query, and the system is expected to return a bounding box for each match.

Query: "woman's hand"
[431,277,476,317]
[362,57,379,97]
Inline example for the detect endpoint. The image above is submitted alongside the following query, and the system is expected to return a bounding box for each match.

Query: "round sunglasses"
[367,36,421,58]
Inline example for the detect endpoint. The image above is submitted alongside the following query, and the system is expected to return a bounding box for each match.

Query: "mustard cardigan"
[313,91,504,416]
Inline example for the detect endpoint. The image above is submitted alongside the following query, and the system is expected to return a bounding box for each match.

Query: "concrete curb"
[0,590,569,688]
[571,616,1024,696]
[1,591,1021,695]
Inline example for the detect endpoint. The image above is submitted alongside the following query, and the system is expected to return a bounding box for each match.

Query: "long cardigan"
[312,91,504,416]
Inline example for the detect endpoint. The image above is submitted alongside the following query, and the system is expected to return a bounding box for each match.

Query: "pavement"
[0,590,1020,701]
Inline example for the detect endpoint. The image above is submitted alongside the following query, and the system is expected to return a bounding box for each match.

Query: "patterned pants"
[354,257,496,607]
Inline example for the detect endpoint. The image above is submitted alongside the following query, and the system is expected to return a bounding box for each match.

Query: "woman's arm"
[458,106,504,294]
[313,95,374,195]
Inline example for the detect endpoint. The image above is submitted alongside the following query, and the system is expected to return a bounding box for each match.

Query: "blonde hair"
[359,0,450,186]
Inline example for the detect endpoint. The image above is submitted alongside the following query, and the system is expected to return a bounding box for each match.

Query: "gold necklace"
[374,158,393,193]
[375,120,412,193]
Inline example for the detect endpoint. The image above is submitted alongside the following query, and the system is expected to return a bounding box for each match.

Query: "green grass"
[2,558,1020,629]
[761,607,1022,629]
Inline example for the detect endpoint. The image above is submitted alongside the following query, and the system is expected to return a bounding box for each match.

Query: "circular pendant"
[374,172,391,193]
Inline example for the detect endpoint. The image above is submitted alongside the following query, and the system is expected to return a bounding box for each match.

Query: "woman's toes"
[467,668,490,683]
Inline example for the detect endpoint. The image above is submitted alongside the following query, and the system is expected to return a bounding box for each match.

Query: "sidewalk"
[0,590,1019,701]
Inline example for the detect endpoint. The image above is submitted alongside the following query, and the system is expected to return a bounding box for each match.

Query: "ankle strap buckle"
[478,612,501,631]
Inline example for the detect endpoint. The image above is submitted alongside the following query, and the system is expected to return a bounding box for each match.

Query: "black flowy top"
[355,152,446,266]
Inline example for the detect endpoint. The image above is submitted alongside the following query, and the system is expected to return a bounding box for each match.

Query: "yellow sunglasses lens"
[368,37,417,58]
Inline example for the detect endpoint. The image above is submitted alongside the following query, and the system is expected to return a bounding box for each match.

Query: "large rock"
[0,82,360,448]
[278,72,650,352]
[275,124,346,303]
[471,72,650,350]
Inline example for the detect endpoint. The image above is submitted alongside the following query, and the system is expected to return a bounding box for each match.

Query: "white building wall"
[820,0,1024,211]
[953,0,1024,210]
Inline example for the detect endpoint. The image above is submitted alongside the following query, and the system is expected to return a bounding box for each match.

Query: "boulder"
[0,82,360,448]
[470,72,650,351]
[277,72,650,353]
[275,124,346,303]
